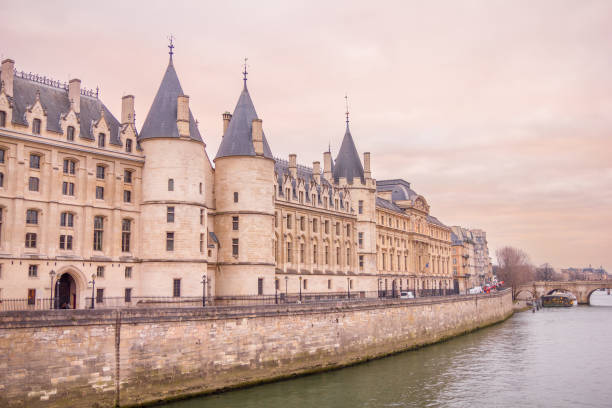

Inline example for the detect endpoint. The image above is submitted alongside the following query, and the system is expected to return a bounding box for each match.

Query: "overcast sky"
[2,0,611,270]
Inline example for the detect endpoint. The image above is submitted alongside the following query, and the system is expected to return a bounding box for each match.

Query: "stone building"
[451,226,493,289]
[0,51,452,308]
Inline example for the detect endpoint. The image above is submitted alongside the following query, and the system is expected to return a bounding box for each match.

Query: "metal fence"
[0,288,470,311]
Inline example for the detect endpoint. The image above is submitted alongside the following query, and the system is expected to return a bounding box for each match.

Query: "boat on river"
[541,291,577,307]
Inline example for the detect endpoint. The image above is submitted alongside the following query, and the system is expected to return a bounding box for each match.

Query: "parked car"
[468,286,483,294]
[400,291,415,299]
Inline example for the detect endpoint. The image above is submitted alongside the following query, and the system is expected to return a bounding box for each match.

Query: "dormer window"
[0,111,6,127]
[98,133,105,148]
[67,126,75,141]
[125,139,132,153]
[32,118,41,135]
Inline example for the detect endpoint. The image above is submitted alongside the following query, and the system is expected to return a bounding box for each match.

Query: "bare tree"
[535,263,556,281]
[496,246,534,300]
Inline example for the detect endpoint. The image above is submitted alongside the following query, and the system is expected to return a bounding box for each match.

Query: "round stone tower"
[213,79,275,296]
[137,55,210,298]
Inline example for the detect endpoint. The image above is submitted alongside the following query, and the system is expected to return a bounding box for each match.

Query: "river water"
[163,291,612,408]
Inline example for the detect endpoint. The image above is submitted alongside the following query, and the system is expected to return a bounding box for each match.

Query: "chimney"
[363,152,371,179]
[1,59,14,97]
[121,95,135,125]
[68,79,81,114]
[289,154,297,178]
[177,95,190,138]
[313,161,321,184]
[323,151,332,180]
[252,118,263,156]
[222,112,232,136]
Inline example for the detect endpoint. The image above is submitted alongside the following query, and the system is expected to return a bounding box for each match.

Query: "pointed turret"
[215,81,273,159]
[333,123,364,184]
[139,56,202,142]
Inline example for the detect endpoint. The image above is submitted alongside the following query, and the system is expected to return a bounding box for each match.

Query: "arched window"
[63,159,76,175]
[66,126,75,141]
[93,216,104,251]
[125,139,132,153]
[0,111,6,127]
[121,219,131,252]
[98,133,105,148]
[32,118,41,135]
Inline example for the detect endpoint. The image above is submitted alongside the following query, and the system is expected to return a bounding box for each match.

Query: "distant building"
[450,226,493,289]
[560,267,609,281]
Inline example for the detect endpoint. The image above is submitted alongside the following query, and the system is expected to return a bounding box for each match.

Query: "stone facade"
[0,290,513,407]
[0,53,454,305]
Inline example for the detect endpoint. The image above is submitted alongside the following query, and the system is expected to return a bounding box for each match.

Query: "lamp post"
[49,270,56,309]
[284,276,288,303]
[89,273,96,309]
[299,276,302,303]
[347,277,350,300]
[201,274,206,307]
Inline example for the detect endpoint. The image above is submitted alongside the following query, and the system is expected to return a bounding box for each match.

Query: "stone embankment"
[0,290,513,407]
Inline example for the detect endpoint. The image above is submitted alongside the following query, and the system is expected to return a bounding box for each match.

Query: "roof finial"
[243,57,248,86]
[344,93,349,125]
[168,34,175,60]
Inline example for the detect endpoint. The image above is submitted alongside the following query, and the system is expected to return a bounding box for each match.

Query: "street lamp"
[347,277,350,300]
[49,270,56,309]
[89,273,96,309]
[299,276,302,303]
[201,274,207,307]
[284,276,288,303]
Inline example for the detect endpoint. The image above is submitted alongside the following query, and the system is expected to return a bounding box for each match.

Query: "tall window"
[286,242,292,263]
[32,118,41,134]
[336,247,341,265]
[324,220,329,234]
[62,181,75,196]
[358,200,363,214]
[123,190,131,203]
[125,288,132,303]
[96,165,105,179]
[258,278,264,295]
[200,233,204,253]
[125,139,132,153]
[95,186,104,200]
[167,206,174,223]
[313,219,318,233]
[26,209,38,224]
[121,219,131,252]
[0,173,3,188]
[96,288,104,303]
[59,234,73,250]
[124,170,133,183]
[300,243,305,263]
[60,212,74,227]
[300,216,305,231]
[66,126,75,141]
[232,238,239,256]
[313,244,318,264]
[335,222,340,235]
[173,279,181,297]
[359,255,364,269]
[168,178,174,191]
[286,215,292,229]
[325,246,329,265]
[0,111,6,127]
[28,264,38,277]
[25,232,37,248]
[233,192,238,203]
[93,216,104,251]
[232,216,239,230]
[98,133,105,148]
[200,209,204,225]
[125,266,132,279]
[0,208,3,243]
[358,232,363,248]
[166,232,174,251]
[0,149,4,163]
[347,248,351,266]
[29,154,40,169]
[27,289,36,305]
[63,159,76,174]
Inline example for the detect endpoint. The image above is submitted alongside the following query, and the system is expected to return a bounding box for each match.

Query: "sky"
[2,0,611,270]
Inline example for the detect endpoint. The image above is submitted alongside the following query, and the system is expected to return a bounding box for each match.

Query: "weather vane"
[168,34,175,58]
[344,93,350,125]
[243,57,249,84]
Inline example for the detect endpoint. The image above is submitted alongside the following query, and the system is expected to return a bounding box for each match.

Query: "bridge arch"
[587,288,612,305]
[514,289,535,300]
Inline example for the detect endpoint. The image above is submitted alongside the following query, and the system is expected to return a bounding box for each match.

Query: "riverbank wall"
[0,289,512,407]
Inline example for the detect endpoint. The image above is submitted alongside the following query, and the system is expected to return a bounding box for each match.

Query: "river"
[162,291,612,408]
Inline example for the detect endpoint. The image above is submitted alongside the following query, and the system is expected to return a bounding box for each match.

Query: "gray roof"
[426,215,448,228]
[376,197,404,214]
[139,58,202,142]
[333,124,364,183]
[10,77,121,145]
[215,83,273,160]
[377,179,419,202]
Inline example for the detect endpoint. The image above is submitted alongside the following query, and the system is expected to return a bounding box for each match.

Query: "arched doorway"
[57,273,77,309]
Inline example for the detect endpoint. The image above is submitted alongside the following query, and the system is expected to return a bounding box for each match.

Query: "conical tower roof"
[139,58,202,142]
[333,123,364,183]
[215,83,273,159]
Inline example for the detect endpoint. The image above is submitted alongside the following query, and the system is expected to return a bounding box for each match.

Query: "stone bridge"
[516,280,612,304]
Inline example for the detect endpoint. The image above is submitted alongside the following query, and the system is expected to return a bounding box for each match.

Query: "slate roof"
[376,197,404,214]
[333,124,364,183]
[9,77,122,145]
[377,179,419,202]
[426,215,448,228]
[139,58,202,142]
[215,82,273,159]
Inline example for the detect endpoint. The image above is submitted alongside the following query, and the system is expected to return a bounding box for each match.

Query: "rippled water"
[162,291,612,408]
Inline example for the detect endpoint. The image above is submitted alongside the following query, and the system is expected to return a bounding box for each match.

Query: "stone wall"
[0,290,513,407]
